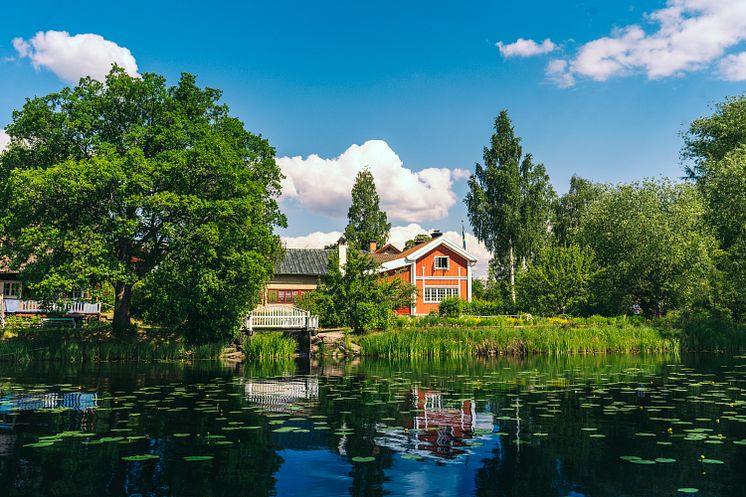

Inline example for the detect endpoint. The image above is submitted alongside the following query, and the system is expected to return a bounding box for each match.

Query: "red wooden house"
[371,231,478,315]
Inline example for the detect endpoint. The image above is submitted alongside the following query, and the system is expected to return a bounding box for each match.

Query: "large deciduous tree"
[465,110,555,304]
[683,95,746,318]
[0,67,286,339]
[577,179,720,316]
[517,243,599,316]
[552,175,606,246]
[343,168,391,251]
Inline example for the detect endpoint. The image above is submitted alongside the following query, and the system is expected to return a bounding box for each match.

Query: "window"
[267,289,306,304]
[423,286,459,303]
[434,256,450,270]
[2,281,21,298]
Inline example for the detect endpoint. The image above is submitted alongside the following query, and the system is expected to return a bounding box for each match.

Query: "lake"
[0,354,743,497]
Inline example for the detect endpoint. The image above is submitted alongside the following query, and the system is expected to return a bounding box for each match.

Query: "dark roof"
[275,248,331,276]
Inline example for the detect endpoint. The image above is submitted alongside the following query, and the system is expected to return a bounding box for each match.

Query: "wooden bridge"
[244,305,319,334]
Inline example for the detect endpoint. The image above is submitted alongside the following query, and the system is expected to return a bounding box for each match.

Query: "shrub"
[439,297,465,318]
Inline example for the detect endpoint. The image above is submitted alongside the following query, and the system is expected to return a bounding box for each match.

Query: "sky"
[2,0,746,277]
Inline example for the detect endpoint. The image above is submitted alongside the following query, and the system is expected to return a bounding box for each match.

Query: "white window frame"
[423,285,460,303]
[1,281,22,298]
[433,256,450,271]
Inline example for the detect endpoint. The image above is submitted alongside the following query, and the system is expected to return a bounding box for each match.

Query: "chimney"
[431,230,443,239]
[337,236,347,272]
[369,241,377,253]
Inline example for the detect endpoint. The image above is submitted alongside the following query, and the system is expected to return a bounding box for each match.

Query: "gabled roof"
[374,243,402,256]
[375,236,478,271]
[275,248,331,276]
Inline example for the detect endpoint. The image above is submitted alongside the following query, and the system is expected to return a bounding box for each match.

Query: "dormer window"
[434,256,450,270]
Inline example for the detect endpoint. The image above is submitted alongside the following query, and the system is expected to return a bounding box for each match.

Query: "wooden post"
[1,294,5,330]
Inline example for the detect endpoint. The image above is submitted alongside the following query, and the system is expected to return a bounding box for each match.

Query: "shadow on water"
[0,353,742,496]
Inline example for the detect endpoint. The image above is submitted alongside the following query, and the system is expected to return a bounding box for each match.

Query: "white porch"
[2,298,102,315]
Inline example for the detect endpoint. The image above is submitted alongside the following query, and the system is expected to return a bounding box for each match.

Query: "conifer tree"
[344,168,391,251]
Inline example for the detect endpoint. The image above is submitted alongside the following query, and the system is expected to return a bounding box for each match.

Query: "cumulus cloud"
[544,0,746,86]
[718,51,746,81]
[278,140,470,223]
[13,30,138,83]
[282,223,492,278]
[0,129,9,152]
[497,38,556,58]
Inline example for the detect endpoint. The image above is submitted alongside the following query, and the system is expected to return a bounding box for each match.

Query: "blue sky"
[2,0,746,272]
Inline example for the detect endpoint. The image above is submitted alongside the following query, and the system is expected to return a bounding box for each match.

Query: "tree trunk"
[508,239,516,304]
[113,282,133,335]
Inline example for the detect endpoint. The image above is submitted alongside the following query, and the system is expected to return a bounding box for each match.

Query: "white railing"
[245,305,319,333]
[16,300,102,315]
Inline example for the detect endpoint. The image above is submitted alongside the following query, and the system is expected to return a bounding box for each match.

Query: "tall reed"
[242,332,297,360]
[355,324,678,359]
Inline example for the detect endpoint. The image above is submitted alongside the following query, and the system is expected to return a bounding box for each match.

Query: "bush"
[439,297,465,318]
[465,298,505,316]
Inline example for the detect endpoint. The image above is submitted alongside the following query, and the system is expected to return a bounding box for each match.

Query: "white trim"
[415,276,469,281]
[433,255,450,270]
[467,265,472,301]
[422,285,460,303]
[410,262,416,315]
[406,237,478,264]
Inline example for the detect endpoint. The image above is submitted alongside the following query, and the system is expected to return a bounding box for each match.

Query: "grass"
[0,326,226,363]
[354,323,680,359]
[242,332,297,361]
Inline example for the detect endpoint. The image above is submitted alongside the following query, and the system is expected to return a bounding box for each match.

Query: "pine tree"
[344,168,391,251]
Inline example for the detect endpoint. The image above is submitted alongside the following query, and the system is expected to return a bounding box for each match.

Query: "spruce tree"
[344,168,391,251]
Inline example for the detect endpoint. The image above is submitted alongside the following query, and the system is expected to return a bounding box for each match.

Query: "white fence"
[8,299,102,315]
[245,305,319,333]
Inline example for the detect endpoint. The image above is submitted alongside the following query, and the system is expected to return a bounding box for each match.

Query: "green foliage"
[683,94,746,180]
[355,323,678,358]
[242,332,297,360]
[0,327,224,362]
[299,249,415,332]
[695,147,746,317]
[438,296,465,318]
[517,244,599,315]
[578,179,720,316]
[343,168,391,250]
[404,234,432,250]
[465,110,555,303]
[0,67,285,339]
[552,176,606,245]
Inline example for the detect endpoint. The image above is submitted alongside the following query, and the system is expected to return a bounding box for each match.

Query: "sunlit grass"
[355,324,680,359]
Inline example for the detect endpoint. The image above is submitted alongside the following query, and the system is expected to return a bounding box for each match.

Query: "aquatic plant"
[354,324,679,358]
[242,332,297,360]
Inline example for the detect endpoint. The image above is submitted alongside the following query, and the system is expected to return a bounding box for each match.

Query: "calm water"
[0,354,743,497]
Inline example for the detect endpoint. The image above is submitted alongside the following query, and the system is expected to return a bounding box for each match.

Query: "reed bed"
[0,329,225,363]
[242,332,297,360]
[355,324,679,359]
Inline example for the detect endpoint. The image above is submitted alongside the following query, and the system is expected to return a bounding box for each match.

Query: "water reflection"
[0,354,741,496]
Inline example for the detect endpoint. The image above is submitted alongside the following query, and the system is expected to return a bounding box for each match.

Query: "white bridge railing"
[15,300,102,315]
[245,305,319,333]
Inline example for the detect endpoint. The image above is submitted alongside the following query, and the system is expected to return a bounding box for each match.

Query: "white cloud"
[278,140,469,223]
[13,30,138,83]
[718,51,746,81]
[543,0,746,86]
[282,223,492,278]
[497,38,556,58]
[0,129,9,152]
[546,59,575,88]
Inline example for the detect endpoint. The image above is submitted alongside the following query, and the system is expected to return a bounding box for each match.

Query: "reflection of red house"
[399,387,479,458]
[371,232,478,315]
